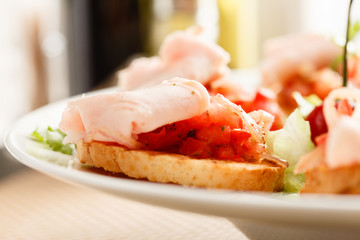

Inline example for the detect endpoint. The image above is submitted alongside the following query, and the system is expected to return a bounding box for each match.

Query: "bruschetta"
[59,78,286,191]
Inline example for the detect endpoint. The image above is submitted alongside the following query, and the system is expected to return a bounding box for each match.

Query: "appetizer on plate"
[59,78,286,191]
[267,4,360,193]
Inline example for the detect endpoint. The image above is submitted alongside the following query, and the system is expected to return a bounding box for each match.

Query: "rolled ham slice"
[261,33,342,87]
[295,88,360,173]
[59,78,210,149]
[326,117,360,169]
[323,87,360,129]
[119,28,230,91]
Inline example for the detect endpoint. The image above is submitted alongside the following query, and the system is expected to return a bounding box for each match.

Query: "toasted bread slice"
[77,141,285,192]
[301,165,360,194]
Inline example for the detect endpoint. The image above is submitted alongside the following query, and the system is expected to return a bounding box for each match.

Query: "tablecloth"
[0,169,248,240]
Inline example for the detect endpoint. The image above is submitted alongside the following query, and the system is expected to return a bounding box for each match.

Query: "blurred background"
[0,0,359,177]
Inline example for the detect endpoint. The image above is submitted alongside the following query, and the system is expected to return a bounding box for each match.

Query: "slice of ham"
[323,87,360,129]
[59,78,210,149]
[209,76,258,102]
[119,27,231,91]
[261,33,342,88]
[326,117,360,169]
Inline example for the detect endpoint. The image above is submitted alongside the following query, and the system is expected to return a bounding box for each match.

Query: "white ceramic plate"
[5,86,360,240]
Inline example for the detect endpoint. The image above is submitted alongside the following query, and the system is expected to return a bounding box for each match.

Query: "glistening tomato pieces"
[137,96,265,162]
[235,88,284,130]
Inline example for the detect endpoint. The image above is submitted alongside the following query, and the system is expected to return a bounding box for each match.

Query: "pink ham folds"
[59,78,210,149]
[326,117,360,169]
[118,27,230,91]
[323,88,360,169]
[261,33,342,88]
[295,87,360,174]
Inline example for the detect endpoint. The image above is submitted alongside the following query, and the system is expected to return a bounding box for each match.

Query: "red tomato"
[238,88,284,130]
[230,129,259,160]
[137,96,264,161]
[137,121,190,150]
[196,125,231,146]
[179,137,211,158]
[137,126,168,150]
[214,145,235,160]
[187,110,211,129]
[307,100,354,144]
[230,128,251,144]
[306,104,328,143]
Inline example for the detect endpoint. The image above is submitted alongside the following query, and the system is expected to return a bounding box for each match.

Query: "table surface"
[0,169,248,240]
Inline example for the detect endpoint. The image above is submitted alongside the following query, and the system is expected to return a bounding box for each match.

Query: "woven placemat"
[0,169,248,240]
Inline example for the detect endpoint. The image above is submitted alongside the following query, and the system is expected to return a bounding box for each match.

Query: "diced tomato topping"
[179,137,211,158]
[187,111,211,129]
[196,125,231,145]
[229,128,264,161]
[237,88,284,130]
[137,121,190,150]
[137,96,265,161]
[214,145,235,160]
[230,128,251,144]
[136,126,167,150]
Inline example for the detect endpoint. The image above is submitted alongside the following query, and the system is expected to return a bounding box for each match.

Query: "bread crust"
[77,141,285,192]
[301,165,360,194]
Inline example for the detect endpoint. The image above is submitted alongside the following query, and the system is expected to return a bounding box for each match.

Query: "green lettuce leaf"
[266,109,314,192]
[283,167,305,193]
[30,127,73,155]
[292,91,322,118]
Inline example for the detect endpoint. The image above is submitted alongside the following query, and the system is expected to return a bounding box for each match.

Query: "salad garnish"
[266,109,314,192]
[30,127,74,155]
[292,92,322,118]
